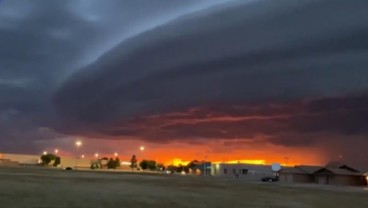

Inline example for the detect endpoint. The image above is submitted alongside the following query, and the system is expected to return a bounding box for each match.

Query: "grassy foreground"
[0,166,367,208]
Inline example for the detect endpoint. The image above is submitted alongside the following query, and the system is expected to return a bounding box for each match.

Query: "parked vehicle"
[261,177,278,182]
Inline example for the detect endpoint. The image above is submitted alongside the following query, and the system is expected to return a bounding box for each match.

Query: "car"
[261,177,278,182]
[166,170,174,174]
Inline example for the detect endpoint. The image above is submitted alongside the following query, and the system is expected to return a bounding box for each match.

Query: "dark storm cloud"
[0,0,232,151]
[54,0,368,126]
[1,0,368,168]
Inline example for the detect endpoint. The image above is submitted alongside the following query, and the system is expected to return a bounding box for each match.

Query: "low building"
[279,164,366,186]
[211,163,275,180]
[189,162,211,175]
[314,168,366,186]
[0,153,90,169]
[59,157,91,169]
[279,165,321,183]
[0,153,40,165]
[325,161,360,172]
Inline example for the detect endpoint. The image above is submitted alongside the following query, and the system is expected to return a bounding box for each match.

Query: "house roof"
[280,167,305,174]
[295,165,323,174]
[325,162,360,172]
[315,168,362,176]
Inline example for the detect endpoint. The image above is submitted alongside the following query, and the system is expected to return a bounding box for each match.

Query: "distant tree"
[156,163,165,171]
[107,158,115,169]
[105,157,121,169]
[114,157,120,169]
[183,166,190,173]
[139,160,148,171]
[40,154,58,166]
[130,155,137,171]
[139,160,157,171]
[186,160,199,169]
[177,164,184,173]
[166,165,178,173]
[53,157,61,167]
[147,160,157,171]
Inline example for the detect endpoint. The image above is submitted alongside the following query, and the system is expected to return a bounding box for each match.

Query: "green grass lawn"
[0,166,367,208]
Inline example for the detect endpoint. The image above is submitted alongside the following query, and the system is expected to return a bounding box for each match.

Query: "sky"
[0,0,368,169]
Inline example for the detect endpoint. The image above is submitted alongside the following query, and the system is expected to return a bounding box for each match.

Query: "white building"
[211,163,276,180]
[0,153,40,165]
[0,153,90,169]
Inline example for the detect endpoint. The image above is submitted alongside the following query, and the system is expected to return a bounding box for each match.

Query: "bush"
[40,154,58,166]
[139,160,157,171]
[53,157,61,167]
[107,157,121,169]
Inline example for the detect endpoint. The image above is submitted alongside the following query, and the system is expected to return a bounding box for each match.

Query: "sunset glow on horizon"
[40,136,327,168]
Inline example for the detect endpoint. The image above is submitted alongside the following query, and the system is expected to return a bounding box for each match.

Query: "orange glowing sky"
[44,137,328,167]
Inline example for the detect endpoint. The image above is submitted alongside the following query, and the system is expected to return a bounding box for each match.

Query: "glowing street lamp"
[75,140,82,148]
[139,146,145,161]
[81,154,85,159]
[95,153,99,158]
[54,149,59,154]
[114,152,118,157]
[43,151,47,155]
[75,140,82,169]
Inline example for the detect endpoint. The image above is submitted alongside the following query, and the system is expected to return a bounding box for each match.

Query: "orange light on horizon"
[164,158,299,167]
[213,159,266,165]
[167,158,191,166]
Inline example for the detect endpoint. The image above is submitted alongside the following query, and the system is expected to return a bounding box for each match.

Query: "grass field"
[0,166,367,208]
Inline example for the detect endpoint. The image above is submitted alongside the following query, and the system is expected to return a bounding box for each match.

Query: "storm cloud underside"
[1,0,368,168]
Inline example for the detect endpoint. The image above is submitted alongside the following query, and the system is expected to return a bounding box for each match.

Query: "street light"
[75,140,82,148]
[54,149,59,154]
[81,154,85,159]
[43,151,47,155]
[95,153,99,158]
[114,152,118,157]
[139,146,145,162]
[75,140,82,169]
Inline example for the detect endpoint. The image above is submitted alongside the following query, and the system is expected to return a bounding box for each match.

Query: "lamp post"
[140,146,145,159]
[203,155,207,176]
[75,140,82,169]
